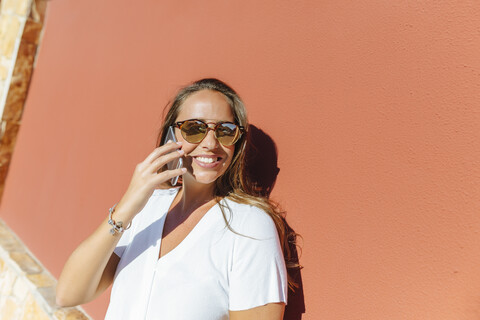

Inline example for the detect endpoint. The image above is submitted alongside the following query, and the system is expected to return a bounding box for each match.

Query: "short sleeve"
[228,207,288,311]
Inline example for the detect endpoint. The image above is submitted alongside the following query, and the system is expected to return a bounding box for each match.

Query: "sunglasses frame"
[173,119,245,146]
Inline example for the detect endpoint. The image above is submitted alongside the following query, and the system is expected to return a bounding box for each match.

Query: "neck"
[176,175,216,212]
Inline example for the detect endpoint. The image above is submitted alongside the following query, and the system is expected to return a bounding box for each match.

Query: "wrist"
[107,204,132,235]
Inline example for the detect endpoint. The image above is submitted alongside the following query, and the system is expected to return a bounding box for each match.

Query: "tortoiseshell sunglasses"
[173,119,245,146]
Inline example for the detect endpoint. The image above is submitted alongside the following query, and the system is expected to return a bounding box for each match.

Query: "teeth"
[196,157,216,164]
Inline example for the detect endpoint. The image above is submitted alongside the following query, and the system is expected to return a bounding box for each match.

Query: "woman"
[57,78,294,319]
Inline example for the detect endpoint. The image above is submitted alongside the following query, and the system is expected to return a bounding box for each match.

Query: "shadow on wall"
[244,125,306,320]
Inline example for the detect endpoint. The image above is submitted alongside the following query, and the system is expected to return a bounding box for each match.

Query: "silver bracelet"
[108,203,132,235]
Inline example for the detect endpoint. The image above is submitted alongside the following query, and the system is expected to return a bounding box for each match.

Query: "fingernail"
[167,139,173,143]
[178,149,184,155]
[181,168,187,172]
[176,141,183,145]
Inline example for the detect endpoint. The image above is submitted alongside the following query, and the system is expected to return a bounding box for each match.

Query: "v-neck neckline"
[155,188,220,263]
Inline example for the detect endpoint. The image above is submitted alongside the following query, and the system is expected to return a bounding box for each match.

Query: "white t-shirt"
[105,188,287,320]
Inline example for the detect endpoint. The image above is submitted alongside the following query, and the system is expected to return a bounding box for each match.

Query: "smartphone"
[163,126,183,185]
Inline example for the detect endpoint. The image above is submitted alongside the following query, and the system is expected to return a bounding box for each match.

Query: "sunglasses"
[173,119,245,146]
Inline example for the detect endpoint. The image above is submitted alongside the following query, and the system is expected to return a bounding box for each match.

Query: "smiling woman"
[174,89,236,185]
[56,78,298,320]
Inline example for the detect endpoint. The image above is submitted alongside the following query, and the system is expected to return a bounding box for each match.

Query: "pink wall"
[1,1,479,319]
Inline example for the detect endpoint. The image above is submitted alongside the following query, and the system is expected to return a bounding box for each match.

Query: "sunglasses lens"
[181,120,207,143]
[216,123,240,146]
[178,120,242,145]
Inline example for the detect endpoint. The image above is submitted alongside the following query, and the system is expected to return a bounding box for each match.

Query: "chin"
[184,160,230,186]
[189,172,222,185]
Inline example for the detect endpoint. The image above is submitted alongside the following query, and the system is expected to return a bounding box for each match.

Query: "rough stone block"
[37,286,57,311]
[1,122,20,149]
[22,19,42,45]
[54,308,90,320]
[0,15,21,59]
[0,148,12,166]
[0,156,11,194]
[15,0,31,16]
[1,268,17,296]
[21,293,51,320]
[2,42,36,123]
[2,0,30,16]
[13,276,30,301]
[9,252,42,274]
[27,272,55,288]
[0,64,7,80]
[1,0,15,13]
[0,165,9,201]
[13,40,36,77]
[0,234,24,252]
[0,231,15,243]
[0,184,4,203]
[32,0,48,23]
[0,220,15,238]
[0,297,19,320]
[2,44,34,121]
[4,85,27,121]
[0,14,11,42]
[2,239,23,252]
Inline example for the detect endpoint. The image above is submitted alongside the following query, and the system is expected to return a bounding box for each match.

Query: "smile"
[196,156,217,163]
[192,155,223,168]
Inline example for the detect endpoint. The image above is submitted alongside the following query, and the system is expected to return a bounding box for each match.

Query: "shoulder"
[221,198,278,240]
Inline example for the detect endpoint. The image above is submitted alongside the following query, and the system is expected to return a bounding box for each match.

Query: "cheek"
[176,131,196,154]
[223,148,236,165]
[180,143,196,155]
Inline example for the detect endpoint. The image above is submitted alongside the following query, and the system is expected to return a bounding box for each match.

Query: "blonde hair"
[157,78,301,290]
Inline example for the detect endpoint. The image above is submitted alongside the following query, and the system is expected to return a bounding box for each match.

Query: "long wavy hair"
[156,78,301,290]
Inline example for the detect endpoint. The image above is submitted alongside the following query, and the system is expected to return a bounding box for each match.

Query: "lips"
[192,155,223,168]
[196,156,218,164]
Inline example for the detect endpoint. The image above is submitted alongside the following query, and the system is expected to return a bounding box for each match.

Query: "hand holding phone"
[163,126,184,185]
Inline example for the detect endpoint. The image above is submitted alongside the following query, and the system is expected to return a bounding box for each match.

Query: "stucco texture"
[1,1,479,319]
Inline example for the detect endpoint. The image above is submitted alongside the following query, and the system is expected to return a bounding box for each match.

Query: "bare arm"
[56,142,185,307]
[56,218,123,307]
[229,303,285,320]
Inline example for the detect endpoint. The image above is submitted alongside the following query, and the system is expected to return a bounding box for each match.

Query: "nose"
[200,127,220,149]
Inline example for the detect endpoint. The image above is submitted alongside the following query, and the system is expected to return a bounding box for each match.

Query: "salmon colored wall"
[1,1,479,319]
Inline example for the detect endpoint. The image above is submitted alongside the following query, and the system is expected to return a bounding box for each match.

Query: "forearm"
[56,214,128,306]
[56,142,184,307]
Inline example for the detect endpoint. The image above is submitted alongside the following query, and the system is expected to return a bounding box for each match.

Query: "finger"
[147,149,184,173]
[154,167,187,185]
[144,141,182,164]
